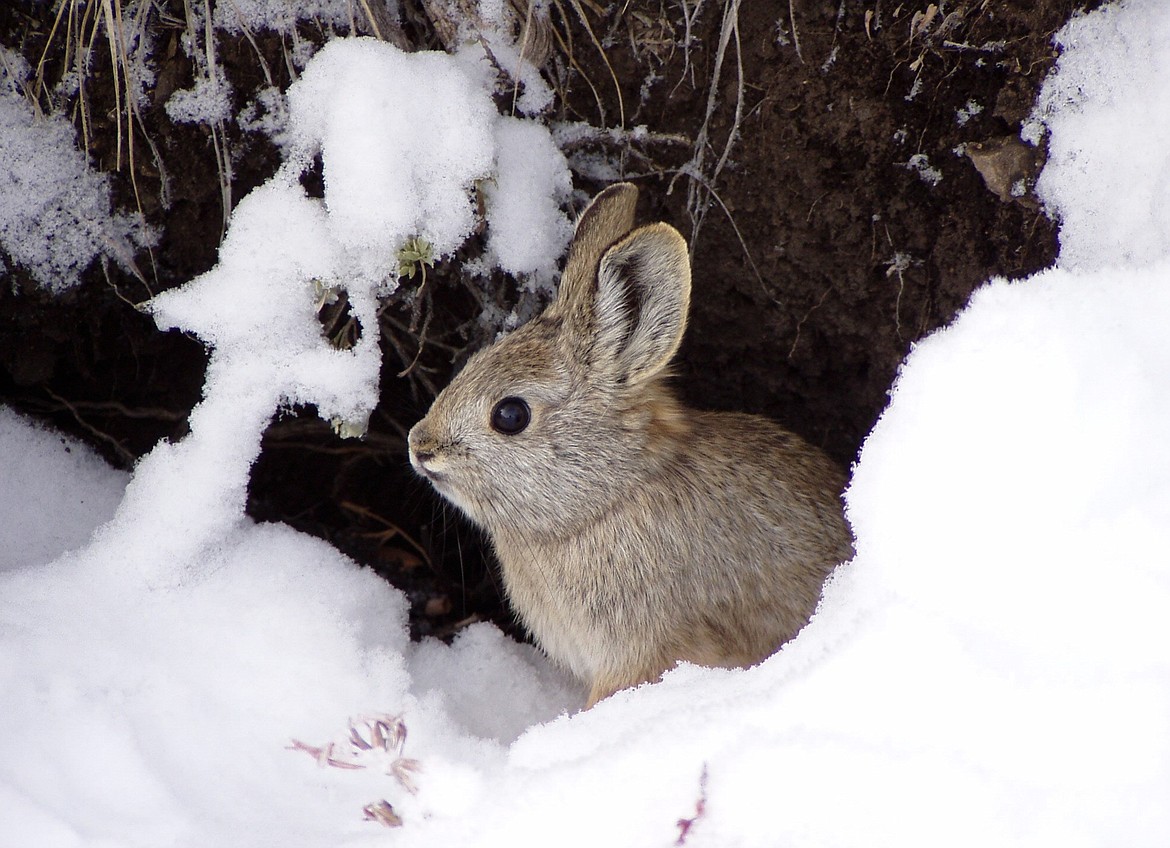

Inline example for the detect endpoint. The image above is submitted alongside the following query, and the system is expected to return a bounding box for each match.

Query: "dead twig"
[339,501,434,568]
[44,386,136,467]
[682,0,746,252]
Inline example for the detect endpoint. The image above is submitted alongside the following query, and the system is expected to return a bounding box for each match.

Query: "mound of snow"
[0,406,128,572]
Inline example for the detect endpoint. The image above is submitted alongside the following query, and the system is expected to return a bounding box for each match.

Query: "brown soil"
[0,0,1099,637]
[562,0,1099,465]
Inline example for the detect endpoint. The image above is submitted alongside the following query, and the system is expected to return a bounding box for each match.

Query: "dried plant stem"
[567,0,625,128]
[548,1,609,126]
[672,0,706,96]
[789,0,804,63]
[30,1,161,288]
[224,0,276,87]
[339,501,434,567]
[44,386,135,466]
[684,0,746,251]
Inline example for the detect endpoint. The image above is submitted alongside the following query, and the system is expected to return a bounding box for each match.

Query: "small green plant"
[396,237,435,284]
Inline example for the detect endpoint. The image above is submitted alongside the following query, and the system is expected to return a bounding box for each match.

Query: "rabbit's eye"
[491,397,531,435]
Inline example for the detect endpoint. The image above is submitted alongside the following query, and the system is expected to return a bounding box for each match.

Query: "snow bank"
[0,406,128,572]
[2,2,1170,845]
[387,254,1170,848]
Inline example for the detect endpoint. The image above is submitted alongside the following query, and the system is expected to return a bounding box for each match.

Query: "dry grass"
[177,0,233,239]
[33,1,157,210]
[543,0,626,127]
[25,0,167,292]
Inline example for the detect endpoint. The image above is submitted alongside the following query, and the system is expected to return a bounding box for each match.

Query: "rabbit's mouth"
[411,456,444,482]
[410,453,452,490]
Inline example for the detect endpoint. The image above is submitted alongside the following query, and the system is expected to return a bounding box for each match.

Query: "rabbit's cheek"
[428,477,456,502]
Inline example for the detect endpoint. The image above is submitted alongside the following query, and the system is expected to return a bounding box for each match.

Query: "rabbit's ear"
[593,223,691,384]
[555,183,640,313]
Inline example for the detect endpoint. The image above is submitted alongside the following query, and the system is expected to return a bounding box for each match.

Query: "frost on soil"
[0,48,152,292]
[3,4,1170,846]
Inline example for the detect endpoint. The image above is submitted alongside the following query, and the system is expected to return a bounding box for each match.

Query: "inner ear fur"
[593,222,691,384]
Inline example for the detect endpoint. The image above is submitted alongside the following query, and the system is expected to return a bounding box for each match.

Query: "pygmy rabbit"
[408,183,854,706]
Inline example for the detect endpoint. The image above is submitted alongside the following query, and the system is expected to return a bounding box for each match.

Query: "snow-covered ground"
[2,1,1169,845]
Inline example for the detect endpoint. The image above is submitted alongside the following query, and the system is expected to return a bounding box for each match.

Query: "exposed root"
[43,386,136,467]
[788,0,804,64]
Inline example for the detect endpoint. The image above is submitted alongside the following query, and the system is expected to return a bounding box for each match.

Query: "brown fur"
[408,183,854,706]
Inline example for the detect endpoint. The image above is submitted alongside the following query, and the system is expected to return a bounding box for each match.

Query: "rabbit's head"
[407,183,692,538]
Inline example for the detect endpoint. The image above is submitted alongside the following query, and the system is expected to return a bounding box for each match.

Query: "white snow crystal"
[237,85,290,149]
[165,73,233,124]
[212,0,387,35]
[901,152,943,186]
[955,97,983,125]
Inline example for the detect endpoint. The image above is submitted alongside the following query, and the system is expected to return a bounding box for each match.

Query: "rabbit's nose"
[407,442,435,475]
[407,424,435,466]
